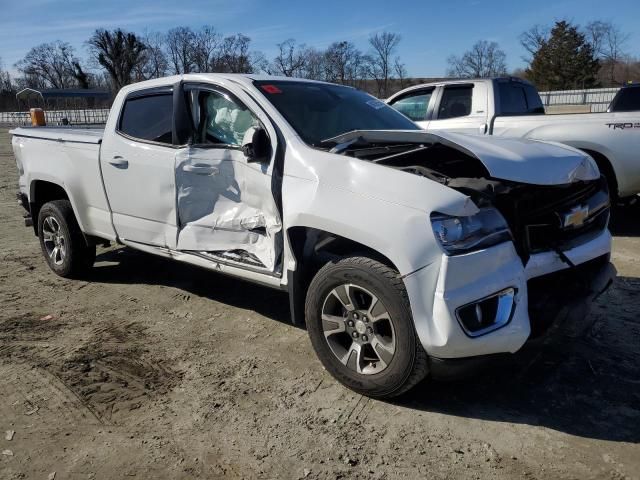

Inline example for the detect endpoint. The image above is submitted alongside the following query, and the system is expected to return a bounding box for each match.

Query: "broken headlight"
[430,207,512,255]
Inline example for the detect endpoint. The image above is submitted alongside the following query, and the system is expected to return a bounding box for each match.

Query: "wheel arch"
[579,148,619,200]
[29,180,70,236]
[285,226,402,326]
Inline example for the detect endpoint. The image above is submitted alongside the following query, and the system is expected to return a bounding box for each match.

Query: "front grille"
[525,206,608,253]
[498,177,609,259]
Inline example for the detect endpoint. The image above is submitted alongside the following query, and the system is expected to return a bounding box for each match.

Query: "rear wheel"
[38,200,95,278]
[305,256,429,398]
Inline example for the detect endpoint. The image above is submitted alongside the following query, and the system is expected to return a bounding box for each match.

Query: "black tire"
[37,200,96,278]
[305,256,429,398]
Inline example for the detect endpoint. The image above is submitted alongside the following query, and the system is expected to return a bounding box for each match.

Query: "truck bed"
[491,111,640,196]
[12,126,114,241]
[10,127,104,144]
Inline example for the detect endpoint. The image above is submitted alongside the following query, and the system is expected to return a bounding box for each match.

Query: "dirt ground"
[0,128,638,480]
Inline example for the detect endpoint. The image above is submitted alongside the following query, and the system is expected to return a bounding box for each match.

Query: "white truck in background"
[12,74,614,398]
[387,77,640,200]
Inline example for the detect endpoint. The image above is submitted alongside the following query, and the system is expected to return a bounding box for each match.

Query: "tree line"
[447,19,638,90]
[0,27,408,99]
[0,18,638,107]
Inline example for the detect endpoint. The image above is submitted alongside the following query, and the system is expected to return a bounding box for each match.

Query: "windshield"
[253,80,419,146]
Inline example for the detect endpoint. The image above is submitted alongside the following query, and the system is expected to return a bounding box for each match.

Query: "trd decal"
[605,122,640,130]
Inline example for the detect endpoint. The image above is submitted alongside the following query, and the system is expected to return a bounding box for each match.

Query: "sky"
[1,0,639,78]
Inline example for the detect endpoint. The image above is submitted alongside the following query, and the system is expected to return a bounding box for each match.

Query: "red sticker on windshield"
[261,84,282,94]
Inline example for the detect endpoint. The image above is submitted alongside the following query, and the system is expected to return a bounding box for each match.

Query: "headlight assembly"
[430,207,512,255]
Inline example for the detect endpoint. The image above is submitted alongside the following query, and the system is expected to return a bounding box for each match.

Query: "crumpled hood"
[326,129,600,185]
[434,130,599,185]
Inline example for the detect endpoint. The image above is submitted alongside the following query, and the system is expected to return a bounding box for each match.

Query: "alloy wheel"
[42,216,66,266]
[321,283,396,375]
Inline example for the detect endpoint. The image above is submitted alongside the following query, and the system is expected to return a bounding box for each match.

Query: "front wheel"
[305,256,429,398]
[38,200,96,278]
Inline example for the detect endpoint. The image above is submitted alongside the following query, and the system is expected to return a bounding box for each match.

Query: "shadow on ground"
[89,247,294,328]
[89,247,639,444]
[396,275,640,444]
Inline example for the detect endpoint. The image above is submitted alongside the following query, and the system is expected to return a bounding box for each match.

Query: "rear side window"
[389,89,433,121]
[610,87,640,112]
[119,93,173,144]
[438,86,472,119]
[524,85,544,113]
[499,84,527,114]
[498,82,544,115]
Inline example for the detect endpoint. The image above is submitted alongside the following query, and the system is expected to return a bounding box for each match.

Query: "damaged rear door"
[175,83,282,273]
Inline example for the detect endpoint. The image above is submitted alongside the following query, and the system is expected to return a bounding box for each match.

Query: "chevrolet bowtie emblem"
[563,205,590,228]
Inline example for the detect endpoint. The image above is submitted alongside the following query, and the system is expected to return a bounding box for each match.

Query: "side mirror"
[242,127,271,163]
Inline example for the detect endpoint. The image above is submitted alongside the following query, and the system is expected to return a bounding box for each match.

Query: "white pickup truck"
[387,77,640,200]
[12,74,614,398]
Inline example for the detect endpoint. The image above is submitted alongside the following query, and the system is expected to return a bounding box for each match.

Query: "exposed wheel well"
[286,226,398,326]
[580,149,618,200]
[29,181,69,236]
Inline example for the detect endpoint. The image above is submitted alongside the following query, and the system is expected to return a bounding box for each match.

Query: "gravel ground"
[0,129,638,479]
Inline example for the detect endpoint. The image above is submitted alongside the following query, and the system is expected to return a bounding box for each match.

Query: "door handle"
[183,164,219,176]
[108,156,129,168]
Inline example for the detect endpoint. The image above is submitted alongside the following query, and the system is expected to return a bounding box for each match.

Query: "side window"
[188,89,259,146]
[498,82,545,115]
[498,84,528,114]
[438,86,473,120]
[524,85,545,113]
[390,90,433,122]
[119,93,173,144]
[613,88,640,111]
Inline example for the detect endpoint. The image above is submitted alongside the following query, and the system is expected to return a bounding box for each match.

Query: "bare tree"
[136,31,168,80]
[88,29,146,90]
[447,40,507,78]
[302,47,326,80]
[519,25,549,62]
[394,57,408,89]
[193,25,221,72]
[15,41,85,89]
[272,39,308,77]
[213,34,265,73]
[584,21,608,58]
[0,57,14,93]
[348,51,368,89]
[585,21,629,85]
[166,26,196,74]
[324,41,361,84]
[368,32,401,97]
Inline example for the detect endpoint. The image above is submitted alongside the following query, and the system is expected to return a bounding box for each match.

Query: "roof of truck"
[117,73,332,96]
[385,76,536,101]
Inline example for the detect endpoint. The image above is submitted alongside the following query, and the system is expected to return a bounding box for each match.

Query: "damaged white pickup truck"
[12,75,615,398]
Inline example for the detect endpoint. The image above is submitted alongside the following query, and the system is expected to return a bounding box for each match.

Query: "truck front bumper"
[403,229,614,360]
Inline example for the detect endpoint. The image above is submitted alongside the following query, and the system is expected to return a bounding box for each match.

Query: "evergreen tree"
[526,21,600,90]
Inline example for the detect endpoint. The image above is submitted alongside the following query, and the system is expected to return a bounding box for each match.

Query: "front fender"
[281,144,475,276]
